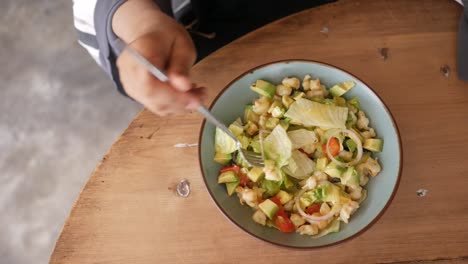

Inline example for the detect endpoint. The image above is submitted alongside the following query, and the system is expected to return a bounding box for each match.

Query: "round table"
[50,1,468,263]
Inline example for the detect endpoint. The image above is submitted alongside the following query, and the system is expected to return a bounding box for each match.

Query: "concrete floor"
[0,1,142,263]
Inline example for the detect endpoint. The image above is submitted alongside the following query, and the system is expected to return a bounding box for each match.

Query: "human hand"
[113,0,204,115]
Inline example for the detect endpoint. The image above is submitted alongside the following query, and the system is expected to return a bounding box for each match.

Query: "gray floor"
[0,1,142,263]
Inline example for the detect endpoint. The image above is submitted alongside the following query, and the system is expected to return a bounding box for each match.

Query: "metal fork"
[119,41,264,167]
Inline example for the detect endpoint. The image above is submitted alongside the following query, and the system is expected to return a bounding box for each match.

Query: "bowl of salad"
[198,60,402,248]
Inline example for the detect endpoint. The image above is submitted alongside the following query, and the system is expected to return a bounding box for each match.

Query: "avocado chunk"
[276,190,292,204]
[323,162,345,178]
[261,178,281,197]
[363,138,384,152]
[258,199,279,219]
[226,181,239,196]
[249,136,261,153]
[247,167,264,182]
[267,101,285,118]
[329,81,355,97]
[228,122,244,137]
[265,117,280,130]
[250,80,276,98]
[345,138,357,153]
[333,96,346,106]
[214,152,231,165]
[244,104,259,124]
[292,91,305,100]
[281,174,295,191]
[237,135,250,149]
[218,171,239,184]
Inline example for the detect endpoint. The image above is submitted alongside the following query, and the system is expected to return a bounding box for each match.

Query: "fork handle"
[197,105,239,142]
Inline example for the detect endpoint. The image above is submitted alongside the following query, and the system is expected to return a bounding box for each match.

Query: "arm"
[73,0,203,115]
[73,0,131,95]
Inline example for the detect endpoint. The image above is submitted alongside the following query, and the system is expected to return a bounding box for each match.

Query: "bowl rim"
[198,59,403,249]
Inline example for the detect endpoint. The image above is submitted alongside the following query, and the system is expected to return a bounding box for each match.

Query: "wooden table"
[50,0,468,263]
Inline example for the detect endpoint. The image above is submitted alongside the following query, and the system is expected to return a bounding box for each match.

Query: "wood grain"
[50,0,468,263]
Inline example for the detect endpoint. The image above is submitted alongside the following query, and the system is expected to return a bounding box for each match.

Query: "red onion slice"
[326,129,363,167]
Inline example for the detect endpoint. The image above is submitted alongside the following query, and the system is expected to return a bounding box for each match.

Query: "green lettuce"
[215,127,236,154]
[263,125,292,167]
[287,129,318,149]
[284,98,348,129]
[283,150,315,179]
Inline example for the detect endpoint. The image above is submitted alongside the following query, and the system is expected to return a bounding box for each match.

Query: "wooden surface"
[50,0,468,263]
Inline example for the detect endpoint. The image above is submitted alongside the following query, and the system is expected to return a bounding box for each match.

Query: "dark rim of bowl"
[198,59,403,249]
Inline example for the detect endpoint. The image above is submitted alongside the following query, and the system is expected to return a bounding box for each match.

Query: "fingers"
[166,31,197,92]
[116,26,200,116]
[119,61,201,115]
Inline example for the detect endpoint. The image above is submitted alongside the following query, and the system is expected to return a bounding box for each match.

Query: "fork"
[118,41,264,167]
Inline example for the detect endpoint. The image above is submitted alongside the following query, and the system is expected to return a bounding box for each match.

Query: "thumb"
[167,32,197,92]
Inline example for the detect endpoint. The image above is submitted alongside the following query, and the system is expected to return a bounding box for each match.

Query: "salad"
[214,75,383,237]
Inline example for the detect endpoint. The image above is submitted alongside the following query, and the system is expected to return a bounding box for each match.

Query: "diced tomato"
[275,215,295,233]
[305,203,322,215]
[239,171,251,187]
[269,197,283,211]
[220,165,251,187]
[322,137,340,157]
[220,165,240,174]
[273,206,294,232]
[276,210,289,219]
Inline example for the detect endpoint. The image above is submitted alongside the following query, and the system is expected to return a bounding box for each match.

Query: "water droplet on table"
[176,179,190,198]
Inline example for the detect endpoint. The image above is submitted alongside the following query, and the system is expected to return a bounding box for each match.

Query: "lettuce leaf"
[215,127,237,154]
[263,125,292,167]
[284,98,348,129]
[283,150,315,179]
[287,129,318,149]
